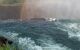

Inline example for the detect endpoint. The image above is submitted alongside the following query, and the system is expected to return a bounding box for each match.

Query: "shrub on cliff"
[0,44,16,50]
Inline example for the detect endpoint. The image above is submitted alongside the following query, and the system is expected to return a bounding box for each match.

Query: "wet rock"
[0,37,13,46]
[30,18,46,21]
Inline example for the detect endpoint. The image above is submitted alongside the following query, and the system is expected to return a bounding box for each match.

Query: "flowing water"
[0,20,80,50]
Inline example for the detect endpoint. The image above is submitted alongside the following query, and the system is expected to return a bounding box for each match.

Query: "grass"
[0,44,16,50]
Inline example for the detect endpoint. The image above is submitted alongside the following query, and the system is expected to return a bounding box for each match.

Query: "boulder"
[0,37,13,46]
[30,18,46,21]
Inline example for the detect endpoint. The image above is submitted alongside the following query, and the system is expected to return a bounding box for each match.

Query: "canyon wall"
[0,5,21,20]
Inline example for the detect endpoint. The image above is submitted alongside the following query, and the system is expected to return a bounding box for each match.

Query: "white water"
[0,30,71,50]
[56,22,80,41]
[0,21,80,50]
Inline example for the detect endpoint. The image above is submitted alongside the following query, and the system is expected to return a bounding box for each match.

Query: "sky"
[21,0,80,20]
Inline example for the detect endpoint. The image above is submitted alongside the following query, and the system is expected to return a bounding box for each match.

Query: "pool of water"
[0,20,80,50]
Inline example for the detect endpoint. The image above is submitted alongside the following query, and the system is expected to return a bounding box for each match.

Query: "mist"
[21,0,80,20]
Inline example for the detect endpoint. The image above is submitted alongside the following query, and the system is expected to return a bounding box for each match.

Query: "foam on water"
[0,31,19,41]
[0,20,80,50]
[17,36,71,50]
[0,30,71,50]
[61,23,80,40]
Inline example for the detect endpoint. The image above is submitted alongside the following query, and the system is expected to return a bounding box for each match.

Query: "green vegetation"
[3,0,23,4]
[0,44,16,50]
[0,0,23,4]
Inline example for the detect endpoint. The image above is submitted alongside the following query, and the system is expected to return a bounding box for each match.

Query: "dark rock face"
[30,18,46,21]
[0,37,13,46]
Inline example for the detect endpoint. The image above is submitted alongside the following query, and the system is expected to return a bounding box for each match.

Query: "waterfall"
[20,0,80,20]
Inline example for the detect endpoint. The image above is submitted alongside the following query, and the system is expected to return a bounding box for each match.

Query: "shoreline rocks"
[0,36,13,46]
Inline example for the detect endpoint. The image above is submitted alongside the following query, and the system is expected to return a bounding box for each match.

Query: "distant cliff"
[0,5,22,20]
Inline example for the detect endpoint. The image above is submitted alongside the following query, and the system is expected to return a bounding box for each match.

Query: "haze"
[21,0,80,20]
